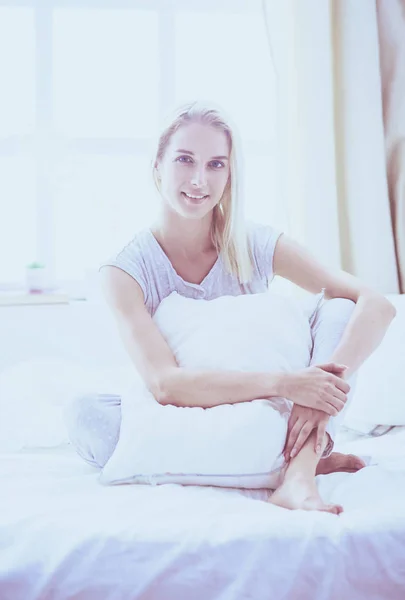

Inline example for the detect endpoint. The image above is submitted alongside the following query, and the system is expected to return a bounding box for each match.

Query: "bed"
[1,292,405,599]
[1,426,405,600]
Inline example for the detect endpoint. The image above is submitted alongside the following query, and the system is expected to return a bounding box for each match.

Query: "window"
[1,0,286,293]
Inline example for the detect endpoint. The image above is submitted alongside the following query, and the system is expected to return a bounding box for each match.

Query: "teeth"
[184,193,207,199]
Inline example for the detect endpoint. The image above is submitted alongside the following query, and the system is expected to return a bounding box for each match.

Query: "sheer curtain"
[376,0,405,292]
[262,0,402,294]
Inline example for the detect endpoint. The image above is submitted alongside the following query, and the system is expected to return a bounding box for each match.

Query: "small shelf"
[0,290,85,306]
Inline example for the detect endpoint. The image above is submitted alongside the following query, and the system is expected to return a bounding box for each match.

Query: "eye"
[211,160,225,169]
[176,156,225,169]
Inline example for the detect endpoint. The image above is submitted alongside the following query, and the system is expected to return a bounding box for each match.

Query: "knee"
[64,393,105,468]
[64,393,99,434]
[327,297,356,312]
[64,393,121,469]
[317,297,356,324]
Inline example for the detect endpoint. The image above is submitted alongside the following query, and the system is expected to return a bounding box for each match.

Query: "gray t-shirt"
[99,221,284,317]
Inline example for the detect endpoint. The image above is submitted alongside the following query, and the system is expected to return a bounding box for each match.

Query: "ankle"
[283,463,316,483]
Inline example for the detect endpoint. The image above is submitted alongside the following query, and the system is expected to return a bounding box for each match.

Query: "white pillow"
[99,290,324,489]
[343,293,405,428]
[0,358,134,452]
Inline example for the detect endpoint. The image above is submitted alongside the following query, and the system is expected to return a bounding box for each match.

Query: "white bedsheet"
[1,428,405,600]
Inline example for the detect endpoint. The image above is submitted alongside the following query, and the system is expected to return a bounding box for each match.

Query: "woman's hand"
[282,404,329,461]
[280,362,350,415]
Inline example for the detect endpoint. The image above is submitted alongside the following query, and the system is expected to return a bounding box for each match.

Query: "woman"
[65,100,396,515]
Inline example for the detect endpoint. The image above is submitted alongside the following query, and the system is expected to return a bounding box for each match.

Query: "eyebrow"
[175,149,229,161]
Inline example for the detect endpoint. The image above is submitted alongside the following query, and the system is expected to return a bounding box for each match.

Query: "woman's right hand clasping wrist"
[279,363,351,416]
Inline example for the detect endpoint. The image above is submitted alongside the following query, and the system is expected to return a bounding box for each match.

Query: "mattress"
[1,427,405,600]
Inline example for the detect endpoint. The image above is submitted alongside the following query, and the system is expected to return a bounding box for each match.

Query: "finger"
[315,422,327,455]
[290,423,314,458]
[319,401,341,417]
[282,412,299,453]
[285,419,305,455]
[325,395,346,413]
[317,362,348,373]
[331,397,346,412]
[283,423,296,457]
[284,420,303,458]
[331,375,351,394]
[288,411,300,428]
[331,389,348,403]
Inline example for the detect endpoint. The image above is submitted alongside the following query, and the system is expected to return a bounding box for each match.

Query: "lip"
[182,191,209,198]
[181,191,209,203]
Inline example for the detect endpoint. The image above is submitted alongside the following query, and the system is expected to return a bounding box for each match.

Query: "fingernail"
[290,449,296,458]
[316,445,321,454]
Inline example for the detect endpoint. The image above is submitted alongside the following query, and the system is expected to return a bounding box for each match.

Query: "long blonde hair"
[150,100,254,284]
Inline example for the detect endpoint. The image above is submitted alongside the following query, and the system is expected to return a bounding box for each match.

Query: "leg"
[315,450,366,476]
[269,429,344,514]
[310,297,357,457]
[64,393,122,468]
[268,298,360,513]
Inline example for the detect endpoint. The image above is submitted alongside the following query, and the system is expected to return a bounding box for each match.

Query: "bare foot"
[268,474,344,515]
[316,452,366,476]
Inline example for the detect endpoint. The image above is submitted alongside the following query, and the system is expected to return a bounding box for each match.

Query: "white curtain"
[376,0,405,293]
[262,0,401,294]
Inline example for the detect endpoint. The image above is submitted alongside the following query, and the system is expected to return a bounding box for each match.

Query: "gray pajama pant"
[64,298,357,469]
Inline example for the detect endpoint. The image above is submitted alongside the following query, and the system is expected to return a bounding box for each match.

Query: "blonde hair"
[150,100,254,284]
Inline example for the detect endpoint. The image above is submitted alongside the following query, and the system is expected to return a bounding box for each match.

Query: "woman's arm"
[101,265,346,412]
[274,235,396,459]
[159,368,285,408]
[273,234,397,377]
[317,295,395,380]
[101,265,287,408]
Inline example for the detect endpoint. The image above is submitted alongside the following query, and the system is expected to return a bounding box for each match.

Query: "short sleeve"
[98,237,149,305]
[249,222,284,282]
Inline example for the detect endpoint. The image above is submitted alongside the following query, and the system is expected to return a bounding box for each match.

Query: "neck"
[152,214,216,258]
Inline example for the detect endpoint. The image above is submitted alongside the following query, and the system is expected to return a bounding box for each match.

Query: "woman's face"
[155,122,230,219]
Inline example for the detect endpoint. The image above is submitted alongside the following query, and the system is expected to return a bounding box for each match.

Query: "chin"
[181,207,213,220]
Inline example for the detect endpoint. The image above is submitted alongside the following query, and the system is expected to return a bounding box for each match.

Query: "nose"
[190,165,207,187]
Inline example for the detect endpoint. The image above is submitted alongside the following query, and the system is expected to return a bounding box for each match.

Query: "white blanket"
[1,427,405,599]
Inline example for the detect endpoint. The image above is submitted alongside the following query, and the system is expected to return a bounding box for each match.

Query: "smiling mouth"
[181,192,209,202]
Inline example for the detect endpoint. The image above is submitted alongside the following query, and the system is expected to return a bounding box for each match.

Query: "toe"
[326,504,344,515]
[347,454,367,471]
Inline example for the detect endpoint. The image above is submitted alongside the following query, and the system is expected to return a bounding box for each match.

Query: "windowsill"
[0,273,102,306]
[0,291,88,307]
